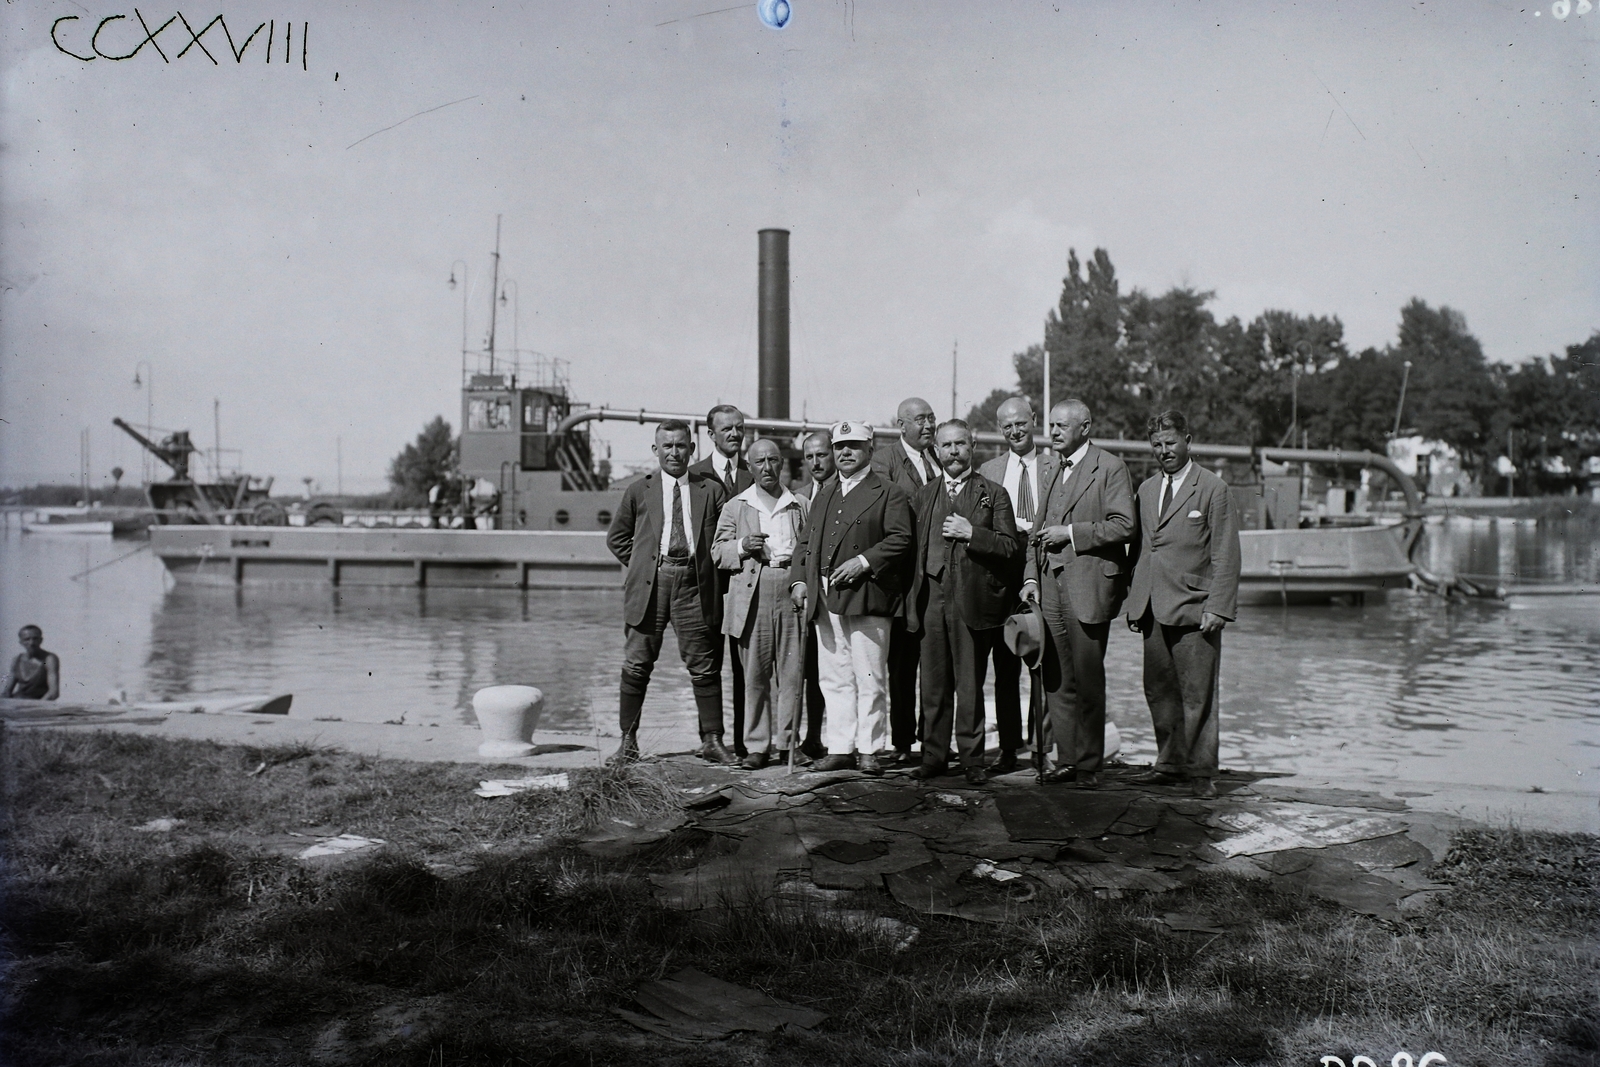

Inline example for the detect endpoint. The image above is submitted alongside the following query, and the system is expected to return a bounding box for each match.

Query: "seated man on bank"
[4,625,60,700]
[713,438,809,770]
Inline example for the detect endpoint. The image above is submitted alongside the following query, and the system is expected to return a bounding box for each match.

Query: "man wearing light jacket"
[713,438,809,770]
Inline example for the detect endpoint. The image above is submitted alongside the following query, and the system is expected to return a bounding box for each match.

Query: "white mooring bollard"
[473,685,544,758]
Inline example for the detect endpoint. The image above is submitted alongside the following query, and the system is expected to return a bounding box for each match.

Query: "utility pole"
[1390,360,1413,440]
[336,436,343,497]
[1042,347,1051,436]
[213,398,221,475]
[950,339,958,421]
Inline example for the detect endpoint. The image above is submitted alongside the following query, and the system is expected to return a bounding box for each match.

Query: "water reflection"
[2,514,1594,793]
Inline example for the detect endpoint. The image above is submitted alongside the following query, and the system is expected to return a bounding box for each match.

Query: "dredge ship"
[150,227,1424,602]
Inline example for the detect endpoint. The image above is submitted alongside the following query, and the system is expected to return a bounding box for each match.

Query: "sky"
[2,0,1596,490]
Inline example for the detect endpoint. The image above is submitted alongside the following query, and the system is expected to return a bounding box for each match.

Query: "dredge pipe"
[555,409,1422,515]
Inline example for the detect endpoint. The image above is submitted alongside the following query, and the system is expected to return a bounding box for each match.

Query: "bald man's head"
[1048,400,1092,457]
[996,396,1037,456]
[896,397,936,450]
[747,438,783,494]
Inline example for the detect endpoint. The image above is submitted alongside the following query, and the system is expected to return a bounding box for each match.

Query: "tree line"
[968,248,1600,496]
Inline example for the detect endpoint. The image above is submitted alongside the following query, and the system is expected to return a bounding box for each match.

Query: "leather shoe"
[607,732,640,766]
[812,754,856,772]
[909,762,947,780]
[1192,777,1218,799]
[1039,766,1077,785]
[739,752,768,771]
[1129,769,1184,786]
[964,766,989,785]
[857,753,884,777]
[892,748,915,766]
[989,751,1018,775]
[698,736,735,765]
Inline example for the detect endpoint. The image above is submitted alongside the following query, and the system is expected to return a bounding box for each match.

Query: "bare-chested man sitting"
[4,625,60,700]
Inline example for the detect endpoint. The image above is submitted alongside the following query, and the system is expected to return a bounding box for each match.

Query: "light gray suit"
[1126,462,1241,777]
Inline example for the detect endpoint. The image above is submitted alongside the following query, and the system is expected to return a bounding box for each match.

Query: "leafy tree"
[1390,299,1499,469]
[1500,332,1600,493]
[1022,249,1140,437]
[387,416,458,506]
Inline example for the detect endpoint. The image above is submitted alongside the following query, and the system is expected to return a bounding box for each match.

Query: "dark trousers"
[1038,577,1110,773]
[1140,613,1221,777]
[988,639,1027,753]
[619,561,723,737]
[917,576,996,770]
[802,623,826,757]
[888,616,922,753]
[711,632,746,754]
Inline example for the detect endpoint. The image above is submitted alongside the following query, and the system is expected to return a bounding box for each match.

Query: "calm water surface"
[3,515,1595,793]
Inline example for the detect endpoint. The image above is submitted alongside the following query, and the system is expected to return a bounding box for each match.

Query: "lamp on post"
[133,361,154,484]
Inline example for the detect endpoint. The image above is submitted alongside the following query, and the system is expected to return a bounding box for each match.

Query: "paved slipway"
[2,697,1594,933]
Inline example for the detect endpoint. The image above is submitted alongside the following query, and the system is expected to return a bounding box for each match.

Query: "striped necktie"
[1014,460,1034,523]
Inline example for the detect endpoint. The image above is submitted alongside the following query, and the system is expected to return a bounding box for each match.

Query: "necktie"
[922,454,936,483]
[723,462,737,495]
[947,478,961,501]
[1160,477,1173,518]
[668,480,689,558]
[1014,462,1034,523]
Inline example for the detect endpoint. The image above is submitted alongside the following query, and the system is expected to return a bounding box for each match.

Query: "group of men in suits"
[604,396,1240,797]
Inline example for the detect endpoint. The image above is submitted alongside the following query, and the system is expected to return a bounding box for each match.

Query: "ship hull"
[1237,522,1416,605]
[152,525,620,589]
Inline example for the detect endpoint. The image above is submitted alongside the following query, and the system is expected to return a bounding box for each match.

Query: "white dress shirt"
[712,453,741,489]
[901,438,933,484]
[838,468,870,496]
[1159,460,1195,515]
[1002,448,1039,532]
[942,471,970,498]
[738,484,801,563]
[657,472,696,557]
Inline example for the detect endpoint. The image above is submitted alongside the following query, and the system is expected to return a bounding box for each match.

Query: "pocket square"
[1187,510,1203,519]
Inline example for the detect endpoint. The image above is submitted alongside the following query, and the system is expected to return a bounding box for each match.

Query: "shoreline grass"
[2,729,1595,1066]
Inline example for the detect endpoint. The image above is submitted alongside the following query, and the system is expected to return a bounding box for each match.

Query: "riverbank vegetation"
[2,729,1594,1066]
[967,248,1600,498]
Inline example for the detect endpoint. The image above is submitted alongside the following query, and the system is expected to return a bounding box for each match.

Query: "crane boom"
[112,417,196,480]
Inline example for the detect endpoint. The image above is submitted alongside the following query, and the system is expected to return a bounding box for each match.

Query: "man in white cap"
[791,421,915,776]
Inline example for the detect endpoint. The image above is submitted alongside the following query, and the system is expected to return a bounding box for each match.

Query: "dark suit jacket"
[1126,463,1242,627]
[606,470,729,629]
[907,473,1022,633]
[871,439,937,493]
[792,471,914,624]
[1022,443,1135,625]
[690,454,754,497]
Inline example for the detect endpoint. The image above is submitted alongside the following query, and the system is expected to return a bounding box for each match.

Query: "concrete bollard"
[473,685,544,758]
[1104,721,1122,760]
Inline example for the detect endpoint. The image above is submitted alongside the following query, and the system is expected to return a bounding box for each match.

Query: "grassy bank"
[1,730,1595,1067]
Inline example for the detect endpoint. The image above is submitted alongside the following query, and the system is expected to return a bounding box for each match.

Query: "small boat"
[0,692,293,725]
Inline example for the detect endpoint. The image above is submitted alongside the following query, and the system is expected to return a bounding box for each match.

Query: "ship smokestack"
[758,228,790,420]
